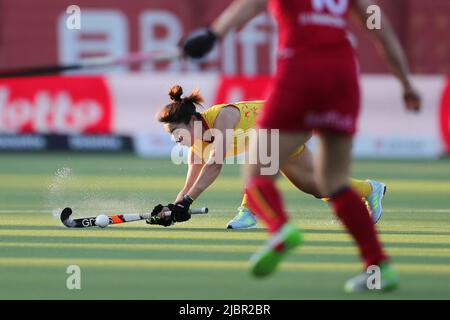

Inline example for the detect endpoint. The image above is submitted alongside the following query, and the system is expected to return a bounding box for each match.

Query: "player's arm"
[185,107,241,200]
[350,0,421,112]
[148,148,204,227]
[159,108,239,226]
[183,0,267,59]
[174,148,204,203]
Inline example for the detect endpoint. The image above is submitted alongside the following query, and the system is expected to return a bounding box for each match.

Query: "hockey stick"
[60,206,208,228]
[0,48,182,78]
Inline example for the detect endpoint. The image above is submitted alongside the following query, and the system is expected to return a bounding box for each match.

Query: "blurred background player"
[150,85,386,228]
[182,0,421,292]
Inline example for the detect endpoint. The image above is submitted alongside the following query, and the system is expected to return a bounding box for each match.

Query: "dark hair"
[156,85,204,124]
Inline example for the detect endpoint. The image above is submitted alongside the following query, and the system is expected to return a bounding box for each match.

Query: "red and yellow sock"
[245,176,288,234]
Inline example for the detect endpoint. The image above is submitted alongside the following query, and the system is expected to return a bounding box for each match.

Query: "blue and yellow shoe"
[250,223,303,278]
[366,180,387,224]
[344,261,399,293]
[227,207,257,229]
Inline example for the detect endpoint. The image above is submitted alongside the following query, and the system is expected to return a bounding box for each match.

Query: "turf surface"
[0,153,449,299]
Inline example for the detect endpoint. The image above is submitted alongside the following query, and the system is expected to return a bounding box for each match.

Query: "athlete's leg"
[234,143,382,229]
[243,130,310,277]
[316,132,388,268]
[281,146,323,198]
[243,130,310,233]
[281,146,379,201]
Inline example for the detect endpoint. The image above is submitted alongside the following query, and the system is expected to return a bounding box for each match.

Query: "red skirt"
[258,50,361,135]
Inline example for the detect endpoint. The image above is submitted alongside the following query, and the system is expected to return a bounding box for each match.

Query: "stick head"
[60,207,76,228]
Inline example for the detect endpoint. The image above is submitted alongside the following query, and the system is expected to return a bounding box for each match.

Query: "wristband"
[183,194,194,205]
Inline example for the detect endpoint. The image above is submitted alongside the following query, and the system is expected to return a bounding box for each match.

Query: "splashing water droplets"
[47,167,73,217]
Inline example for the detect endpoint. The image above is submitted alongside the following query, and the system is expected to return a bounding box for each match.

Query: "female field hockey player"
[151,84,386,229]
[181,0,421,292]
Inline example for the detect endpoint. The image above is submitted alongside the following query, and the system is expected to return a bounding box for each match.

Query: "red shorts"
[257,50,360,135]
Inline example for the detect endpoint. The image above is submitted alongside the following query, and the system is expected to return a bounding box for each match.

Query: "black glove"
[182,28,218,59]
[168,195,193,223]
[146,204,172,227]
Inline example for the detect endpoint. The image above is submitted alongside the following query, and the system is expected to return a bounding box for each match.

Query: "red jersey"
[259,0,360,134]
[269,0,353,57]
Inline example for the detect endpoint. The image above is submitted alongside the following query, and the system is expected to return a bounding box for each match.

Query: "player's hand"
[182,28,218,59]
[403,84,421,112]
[146,204,173,227]
[168,195,193,223]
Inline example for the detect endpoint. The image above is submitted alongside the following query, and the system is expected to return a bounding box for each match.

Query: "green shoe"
[344,261,399,293]
[250,223,303,278]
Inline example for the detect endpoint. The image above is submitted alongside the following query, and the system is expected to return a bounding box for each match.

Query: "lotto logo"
[0,76,112,134]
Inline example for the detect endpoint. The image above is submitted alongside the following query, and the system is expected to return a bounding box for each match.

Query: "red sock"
[245,176,288,234]
[330,187,388,268]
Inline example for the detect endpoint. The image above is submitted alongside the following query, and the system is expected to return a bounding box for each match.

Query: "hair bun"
[169,85,183,102]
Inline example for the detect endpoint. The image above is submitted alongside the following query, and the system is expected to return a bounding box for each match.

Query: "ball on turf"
[95,214,109,228]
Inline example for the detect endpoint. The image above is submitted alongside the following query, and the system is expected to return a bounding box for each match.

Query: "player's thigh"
[244,130,310,182]
[281,146,322,197]
[316,132,353,195]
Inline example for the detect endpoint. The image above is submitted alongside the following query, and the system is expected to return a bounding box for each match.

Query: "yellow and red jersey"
[191,101,262,160]
[191,100,304,161]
